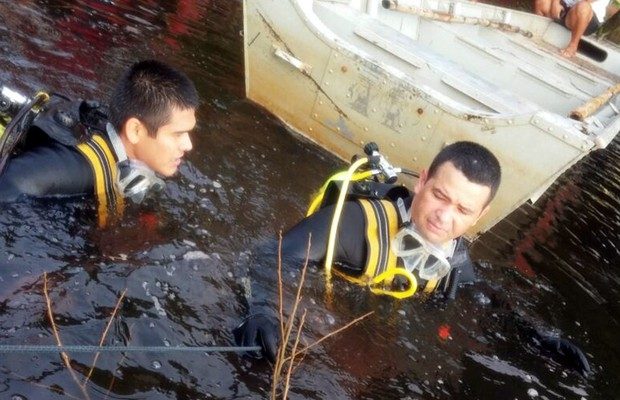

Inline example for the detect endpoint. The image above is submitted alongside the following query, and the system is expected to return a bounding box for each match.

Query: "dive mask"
[106,123,165,203]
[390,224,453,281]
[116,158,165,203]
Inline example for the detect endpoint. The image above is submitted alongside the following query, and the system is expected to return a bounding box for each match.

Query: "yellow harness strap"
[76,134,123,227]
[306,170,374,217]
[359,199,398,279]
[334,198,418,299]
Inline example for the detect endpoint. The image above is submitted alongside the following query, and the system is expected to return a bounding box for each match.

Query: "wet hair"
[109,60,199,136]
[428,141,501,205]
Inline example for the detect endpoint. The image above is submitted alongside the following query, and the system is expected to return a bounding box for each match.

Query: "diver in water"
[0,60,199,218]
[234,141,591,375]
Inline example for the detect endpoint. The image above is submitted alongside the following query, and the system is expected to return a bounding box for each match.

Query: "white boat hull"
[243,0,620,236]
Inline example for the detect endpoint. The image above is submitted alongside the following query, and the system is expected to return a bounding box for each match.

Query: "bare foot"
[561,43,578,58]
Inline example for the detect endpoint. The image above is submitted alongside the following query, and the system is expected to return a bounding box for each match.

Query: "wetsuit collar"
[105,123,128,162]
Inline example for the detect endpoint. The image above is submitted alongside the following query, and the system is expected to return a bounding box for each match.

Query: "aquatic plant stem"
[105,354,127,399]
[277,231,285,343]
[83,288,127,387]
[270,233,375,399]
[282,309,307,400]
[271,234,311,399]
[44,272,91,400]
[286,311,374,366]
[270,232,287,398]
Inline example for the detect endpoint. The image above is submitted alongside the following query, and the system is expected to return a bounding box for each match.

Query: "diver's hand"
[233,313,280,362]
[537,334,591,376]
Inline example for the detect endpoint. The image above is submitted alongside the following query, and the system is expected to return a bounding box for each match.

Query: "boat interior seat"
[353,16,541,115]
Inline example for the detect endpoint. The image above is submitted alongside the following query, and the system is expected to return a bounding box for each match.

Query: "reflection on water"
[0,0,618,399]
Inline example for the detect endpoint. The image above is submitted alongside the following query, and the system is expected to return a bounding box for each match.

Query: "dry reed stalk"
[286,310,374,366]
[270,234,374,399]
[104,354,127,399]
[271,235,311,399]
[277,231,285,341]
[83,288,127,387]
[271,232,286,395]
[282,309,306,400]
[43,272,91,400]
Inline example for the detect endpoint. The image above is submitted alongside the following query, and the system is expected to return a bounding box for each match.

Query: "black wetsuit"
[235,199,592,375]
[0,139,94,202]
[234,196,476,361]
[277,198,475,289]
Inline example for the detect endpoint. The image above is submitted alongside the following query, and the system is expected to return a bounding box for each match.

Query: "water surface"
[0,1,618,399]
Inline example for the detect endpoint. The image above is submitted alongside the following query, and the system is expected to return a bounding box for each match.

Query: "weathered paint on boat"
[243,0,620,237]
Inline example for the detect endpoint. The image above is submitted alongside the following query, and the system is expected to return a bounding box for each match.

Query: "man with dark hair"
[235,141,501,359]
[0,60,199,211]
[234,141,590,376]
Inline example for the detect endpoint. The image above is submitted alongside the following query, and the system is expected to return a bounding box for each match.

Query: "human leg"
[562,1,594,57]
[534,0,554,17]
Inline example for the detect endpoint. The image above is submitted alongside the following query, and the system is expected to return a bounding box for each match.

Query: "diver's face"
[133,107,196,177]
[411,161,491,245]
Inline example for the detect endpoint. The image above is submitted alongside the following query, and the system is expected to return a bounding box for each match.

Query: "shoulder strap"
[76,134,124,226]
[357,199,399,280]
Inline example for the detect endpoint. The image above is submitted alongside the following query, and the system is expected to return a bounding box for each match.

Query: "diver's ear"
[473,205,490,226]
[413,169,428,195]
[123,117,148,145]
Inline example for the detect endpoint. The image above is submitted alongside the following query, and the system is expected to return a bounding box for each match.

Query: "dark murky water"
[0,1,618,399]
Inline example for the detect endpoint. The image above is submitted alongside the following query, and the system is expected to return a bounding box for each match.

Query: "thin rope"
[0,344,261,354]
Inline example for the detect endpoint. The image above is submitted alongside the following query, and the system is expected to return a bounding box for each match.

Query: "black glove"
[233,313,280,362]
[537,334,591,376]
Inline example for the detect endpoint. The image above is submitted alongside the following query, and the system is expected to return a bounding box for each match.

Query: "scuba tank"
[1,83,163,214]
[307,142,418,215]
[308,142,422,299]
[0,85,50,174]
[0,84,110,176]
[0,84,125,228]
